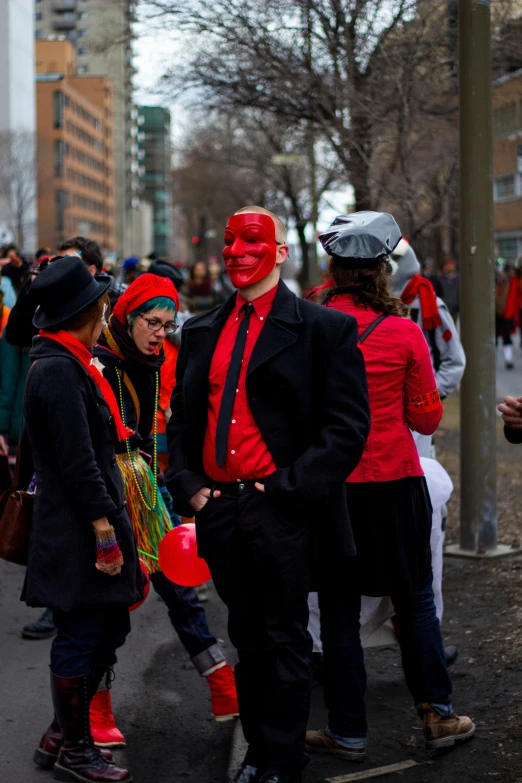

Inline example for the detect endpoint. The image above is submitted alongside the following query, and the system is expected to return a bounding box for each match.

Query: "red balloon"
[130,560,151,612]
[158,524,211,587]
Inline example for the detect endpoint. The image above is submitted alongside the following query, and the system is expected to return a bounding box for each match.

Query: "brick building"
[493,68,522,263]
[36,40,115,252]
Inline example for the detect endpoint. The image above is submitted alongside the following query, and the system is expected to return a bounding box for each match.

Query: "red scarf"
[401,276,442,331]
[39,330,133,442]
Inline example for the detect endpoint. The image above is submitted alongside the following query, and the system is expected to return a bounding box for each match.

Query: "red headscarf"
[112,274,180,325]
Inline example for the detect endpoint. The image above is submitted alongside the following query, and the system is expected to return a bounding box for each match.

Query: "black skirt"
[345,476,433,597]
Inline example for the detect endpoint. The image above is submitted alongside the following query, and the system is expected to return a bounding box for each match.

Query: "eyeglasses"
[139,314,179,335]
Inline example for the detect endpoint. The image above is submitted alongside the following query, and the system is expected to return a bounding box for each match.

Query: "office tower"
[138,106,173,257]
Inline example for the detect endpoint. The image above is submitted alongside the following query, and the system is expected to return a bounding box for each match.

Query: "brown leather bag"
[0,441,34,566]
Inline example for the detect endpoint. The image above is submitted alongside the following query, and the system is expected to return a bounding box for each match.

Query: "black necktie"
[215,303,254,467]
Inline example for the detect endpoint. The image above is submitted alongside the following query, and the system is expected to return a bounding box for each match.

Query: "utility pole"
[454,0,499,554]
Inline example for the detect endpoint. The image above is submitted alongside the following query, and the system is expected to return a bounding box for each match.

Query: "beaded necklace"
[116,368,159,511]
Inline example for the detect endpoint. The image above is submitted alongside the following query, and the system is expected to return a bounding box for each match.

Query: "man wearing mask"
[167,206,370,783]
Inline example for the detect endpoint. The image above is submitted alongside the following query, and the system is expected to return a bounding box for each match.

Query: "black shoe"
[22,609,56,640]
[444,645,459,667]
[232,763,262,783]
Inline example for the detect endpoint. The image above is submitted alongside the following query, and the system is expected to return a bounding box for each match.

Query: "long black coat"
[166,281,370,571]
[22,337,143,613]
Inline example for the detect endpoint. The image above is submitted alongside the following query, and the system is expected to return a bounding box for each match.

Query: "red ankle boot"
[90,689,126,748]
[206,664,239,722]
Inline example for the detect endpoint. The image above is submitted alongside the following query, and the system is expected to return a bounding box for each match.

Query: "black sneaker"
[22,609,56,640]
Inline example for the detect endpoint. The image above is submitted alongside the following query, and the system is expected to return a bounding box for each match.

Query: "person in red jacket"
[305,212,474,762]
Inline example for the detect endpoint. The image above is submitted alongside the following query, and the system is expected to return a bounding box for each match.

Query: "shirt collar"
[235,283,279,319]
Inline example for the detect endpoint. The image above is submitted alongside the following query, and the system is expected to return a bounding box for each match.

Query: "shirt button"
[232,419,236,424]
[231,450,236,455]
[260,317,264,321]
[239,483,245,491]
[236,388,239,393]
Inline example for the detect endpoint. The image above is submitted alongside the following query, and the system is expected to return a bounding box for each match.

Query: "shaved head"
[235,206,286,244]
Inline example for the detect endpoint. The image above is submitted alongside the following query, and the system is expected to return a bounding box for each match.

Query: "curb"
[227,718,248,781]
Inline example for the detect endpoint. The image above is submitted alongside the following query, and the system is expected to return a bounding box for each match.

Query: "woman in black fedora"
[23,257,142,783]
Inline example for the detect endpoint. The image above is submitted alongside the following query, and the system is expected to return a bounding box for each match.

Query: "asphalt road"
[0,560,235,783]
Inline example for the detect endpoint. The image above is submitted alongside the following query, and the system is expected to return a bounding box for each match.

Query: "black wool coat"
[22,338,143,613]
[166,281,370,573]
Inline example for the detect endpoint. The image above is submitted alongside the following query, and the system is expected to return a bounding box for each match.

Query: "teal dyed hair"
[128,296,177,328]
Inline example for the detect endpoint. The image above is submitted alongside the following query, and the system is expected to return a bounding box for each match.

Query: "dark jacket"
[93,345,156,459]
[22,337,143,612]
[166,281,370,566]
[5,278,37,349]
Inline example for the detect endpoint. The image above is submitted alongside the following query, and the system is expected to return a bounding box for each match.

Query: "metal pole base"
[445,543,520,559]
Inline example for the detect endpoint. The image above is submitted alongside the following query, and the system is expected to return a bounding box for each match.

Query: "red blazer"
[325,295,443,483]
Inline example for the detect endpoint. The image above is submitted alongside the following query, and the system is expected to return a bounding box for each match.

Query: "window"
[78,47,88,55]
[35,11,43,20]
[53,91,65,129]
[494,174,516,200]
[56,190,68,233]
[77,64,89,74]
[54,140,65,177]
[35,30,43,39]
[77,30,87,38]
[493,103,517,138]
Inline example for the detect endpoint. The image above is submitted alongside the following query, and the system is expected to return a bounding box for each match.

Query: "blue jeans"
[149,571,224,674]
[318,579,452,743]
[51,608,131,678]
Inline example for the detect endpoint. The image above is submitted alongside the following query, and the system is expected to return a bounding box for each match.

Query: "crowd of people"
[2,207,520,783]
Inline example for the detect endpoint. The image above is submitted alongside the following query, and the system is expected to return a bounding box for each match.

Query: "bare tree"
[0,131,37,250]
[173,110,345,282]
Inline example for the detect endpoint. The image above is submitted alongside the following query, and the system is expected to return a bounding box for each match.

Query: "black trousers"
[196,482,312,772]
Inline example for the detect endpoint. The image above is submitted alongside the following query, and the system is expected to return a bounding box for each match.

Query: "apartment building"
[36,40,115,251]
[34,0,140,257]
[492,69,522,262]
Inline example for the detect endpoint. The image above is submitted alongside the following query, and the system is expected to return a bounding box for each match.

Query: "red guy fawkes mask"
[223,213,277,289]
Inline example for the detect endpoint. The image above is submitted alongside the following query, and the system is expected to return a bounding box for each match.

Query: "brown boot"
[34,716,113,770]
[421,703,475,750]
[305,728,366,761]
[50,672,131,782]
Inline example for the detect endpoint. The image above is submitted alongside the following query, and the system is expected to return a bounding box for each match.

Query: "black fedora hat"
[32,256,111,329]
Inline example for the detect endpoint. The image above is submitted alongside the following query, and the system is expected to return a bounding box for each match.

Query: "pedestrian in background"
[24,257,142,783]
[495,264,519,369]
[439,258,460,323]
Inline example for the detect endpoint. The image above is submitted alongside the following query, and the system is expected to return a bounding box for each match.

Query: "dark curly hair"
[328,256,406,316]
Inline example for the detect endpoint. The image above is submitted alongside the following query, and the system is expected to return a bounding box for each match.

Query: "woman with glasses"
[91,274,238,748]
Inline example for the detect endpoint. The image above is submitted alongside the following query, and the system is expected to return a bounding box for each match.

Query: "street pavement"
[0,560,235,783]
[495,340,522,402]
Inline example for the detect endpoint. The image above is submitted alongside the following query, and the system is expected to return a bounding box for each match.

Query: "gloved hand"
[160,485,182,527]
[94,524,124,576]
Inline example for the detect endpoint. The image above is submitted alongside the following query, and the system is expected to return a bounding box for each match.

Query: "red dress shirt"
[203,285,278,482]
[325,294,443,483]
